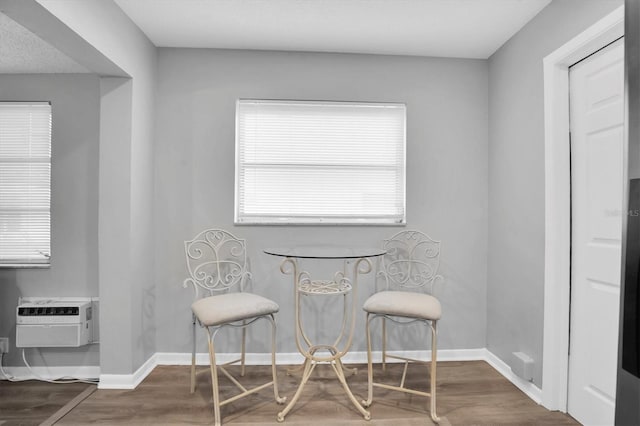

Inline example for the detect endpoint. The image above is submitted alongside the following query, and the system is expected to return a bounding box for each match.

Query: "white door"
[568,38,624,426]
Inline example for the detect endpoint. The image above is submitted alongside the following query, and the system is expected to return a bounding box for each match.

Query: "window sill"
[0,263,51,269]
[235,220,407,226]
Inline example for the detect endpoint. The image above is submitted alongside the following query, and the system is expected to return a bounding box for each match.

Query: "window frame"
[234,99,407,226]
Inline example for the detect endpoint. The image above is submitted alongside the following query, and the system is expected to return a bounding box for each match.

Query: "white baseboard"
[156,348,487,367]
[483,349,543,404]
[155,351,304,366]
[98,353,157,390]
[1,347,543,406]
[101,349,486,389]
[154,348,542,404]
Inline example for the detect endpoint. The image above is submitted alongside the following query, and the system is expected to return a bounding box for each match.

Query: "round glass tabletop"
[263,245,386,259]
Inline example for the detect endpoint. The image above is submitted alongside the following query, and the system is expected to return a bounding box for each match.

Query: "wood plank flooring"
[0,380,90,426]
[0,361,579,425]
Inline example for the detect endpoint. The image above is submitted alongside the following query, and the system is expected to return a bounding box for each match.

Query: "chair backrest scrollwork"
[379,230,443,293]
[183,229,251,299]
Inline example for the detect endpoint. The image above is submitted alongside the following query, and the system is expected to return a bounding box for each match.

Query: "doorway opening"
[542,5,624,412]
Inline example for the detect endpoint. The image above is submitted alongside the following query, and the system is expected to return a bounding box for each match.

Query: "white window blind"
[0,102,51,266]
[235,100,406,225]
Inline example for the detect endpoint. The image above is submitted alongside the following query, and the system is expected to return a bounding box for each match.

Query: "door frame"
[542,5,624,412]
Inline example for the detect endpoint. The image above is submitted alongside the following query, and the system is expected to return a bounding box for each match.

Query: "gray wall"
[154,48,489,355]
[616,1,640,424]
[7,0,627,386]
[0,73,100,367]
[487,0,623,387]
[0,0,159,375]
[34,0,159,375]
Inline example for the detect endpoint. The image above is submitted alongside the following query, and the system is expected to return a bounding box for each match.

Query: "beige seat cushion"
[363,290,441,321]
[192,292,279,327]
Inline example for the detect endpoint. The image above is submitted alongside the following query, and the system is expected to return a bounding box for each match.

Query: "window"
[0,102,51,266]
[235,100,406,225]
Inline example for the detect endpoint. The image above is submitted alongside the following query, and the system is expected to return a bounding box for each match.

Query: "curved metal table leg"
[333,357,371,419]
[275,255,375,422]
[277,357,316,422]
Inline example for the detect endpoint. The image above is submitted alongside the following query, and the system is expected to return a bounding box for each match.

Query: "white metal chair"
[362,230,444,423]
[183,229,285,426]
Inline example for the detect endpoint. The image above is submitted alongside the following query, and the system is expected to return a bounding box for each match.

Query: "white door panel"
[585,244,621,284]
[587,128,624,241]
[568,38,623,426]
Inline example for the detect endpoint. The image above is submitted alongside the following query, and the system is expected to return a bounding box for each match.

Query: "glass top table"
[264,246,387,259]
[264,245,385,422]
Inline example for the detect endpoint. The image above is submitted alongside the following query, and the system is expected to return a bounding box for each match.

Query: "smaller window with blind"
[235,100,406,225]
[0,102,51,267]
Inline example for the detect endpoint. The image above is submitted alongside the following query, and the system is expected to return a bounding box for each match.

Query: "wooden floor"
[0,361,579,425]
[0,379,89,426]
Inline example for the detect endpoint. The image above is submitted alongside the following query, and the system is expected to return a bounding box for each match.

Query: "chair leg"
[207,332,222,426]
[269,315,286,404]
[382,317,387,371]
[191,314,197,394]
[362,313,374,408]
[241,322,247,377]
[430,321,440,424]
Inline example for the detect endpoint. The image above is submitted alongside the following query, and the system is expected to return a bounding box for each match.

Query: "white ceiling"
[0,0,552,74]
[114,0,552,59]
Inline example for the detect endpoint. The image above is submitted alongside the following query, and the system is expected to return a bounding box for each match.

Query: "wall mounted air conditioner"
[16,297,93,348]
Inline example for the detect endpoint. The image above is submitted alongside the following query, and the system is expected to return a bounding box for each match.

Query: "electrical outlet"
[0,337,8,354]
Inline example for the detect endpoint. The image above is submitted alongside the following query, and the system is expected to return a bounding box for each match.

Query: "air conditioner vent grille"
[18,306,79,316]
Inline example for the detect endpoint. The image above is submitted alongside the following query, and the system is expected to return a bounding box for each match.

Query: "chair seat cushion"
[192,292,279,327]
[363,290,441,321]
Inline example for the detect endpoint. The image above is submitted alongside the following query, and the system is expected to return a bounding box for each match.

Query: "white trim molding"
[156,348,488,367]
[484,350,542,404]
[1,348,543,406]
[98,353,157,390]
[542,5,624,412]
[95,348,541,399]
